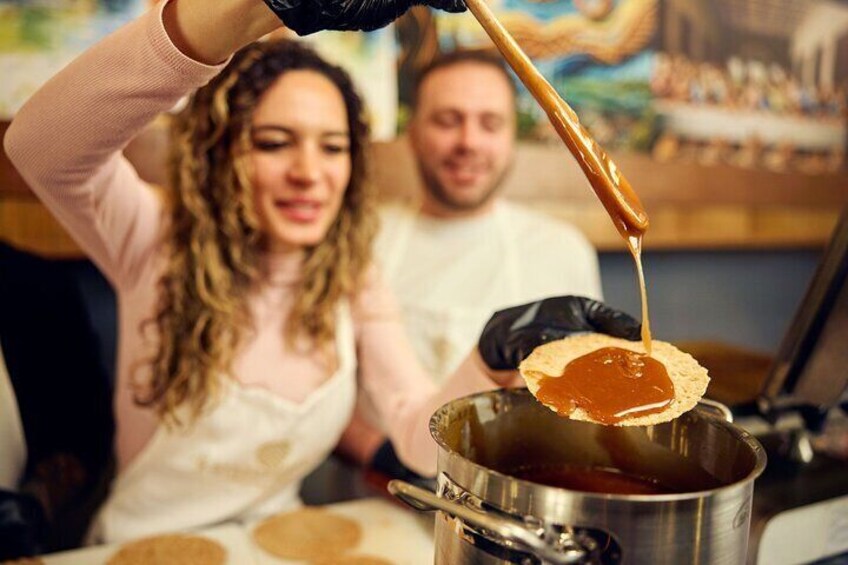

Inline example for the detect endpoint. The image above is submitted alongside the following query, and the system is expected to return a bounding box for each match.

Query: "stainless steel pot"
[390,389,766,564]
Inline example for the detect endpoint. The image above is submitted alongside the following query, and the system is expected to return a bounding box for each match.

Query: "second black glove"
[478,296,642,372]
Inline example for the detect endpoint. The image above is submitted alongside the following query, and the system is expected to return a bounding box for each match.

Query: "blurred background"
[1,0,847,368]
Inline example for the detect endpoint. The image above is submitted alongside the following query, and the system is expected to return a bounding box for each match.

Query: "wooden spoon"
[463,0,649,238]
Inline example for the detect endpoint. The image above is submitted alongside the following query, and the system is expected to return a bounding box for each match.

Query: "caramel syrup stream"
[628,235,652,355]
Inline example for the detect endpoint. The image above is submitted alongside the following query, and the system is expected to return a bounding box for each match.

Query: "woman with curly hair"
[5,0,639,546]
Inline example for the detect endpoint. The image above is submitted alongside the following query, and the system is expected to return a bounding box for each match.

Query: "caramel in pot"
[511,463,675,495]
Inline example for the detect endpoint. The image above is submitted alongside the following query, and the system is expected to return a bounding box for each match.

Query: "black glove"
[262,0,466,35]
[0,489,47,560]
[370,440,436,491]
[479,296,641,371]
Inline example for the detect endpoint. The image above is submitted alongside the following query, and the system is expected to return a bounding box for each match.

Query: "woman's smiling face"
[249,70,351,252]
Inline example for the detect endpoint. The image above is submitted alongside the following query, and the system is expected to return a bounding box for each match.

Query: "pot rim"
[430,388,768,503]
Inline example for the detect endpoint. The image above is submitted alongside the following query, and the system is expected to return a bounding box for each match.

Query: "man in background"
[339,50,603,467]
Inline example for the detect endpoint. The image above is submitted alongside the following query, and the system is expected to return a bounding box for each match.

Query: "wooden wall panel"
[2,119,847,257]
[0,198,82,257]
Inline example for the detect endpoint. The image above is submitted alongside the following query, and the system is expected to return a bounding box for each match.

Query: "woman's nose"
[287,146,321,186]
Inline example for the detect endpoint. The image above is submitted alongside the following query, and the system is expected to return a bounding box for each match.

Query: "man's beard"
[418,159,513,213]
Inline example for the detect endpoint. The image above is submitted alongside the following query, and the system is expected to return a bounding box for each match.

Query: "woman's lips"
[275,199,322,223]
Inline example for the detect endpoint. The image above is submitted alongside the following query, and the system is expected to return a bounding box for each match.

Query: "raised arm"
[162,0,279,64]
[2,0,278,287]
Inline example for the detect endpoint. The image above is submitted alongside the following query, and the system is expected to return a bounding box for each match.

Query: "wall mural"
[0,0,149,117]
[1,0,846,172]
[0,0,399,139]
[651,0,848,174]
[432,0,657,150]
[399,0,848,174]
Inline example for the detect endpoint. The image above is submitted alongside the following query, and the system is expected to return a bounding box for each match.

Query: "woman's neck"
[260,248,304,287]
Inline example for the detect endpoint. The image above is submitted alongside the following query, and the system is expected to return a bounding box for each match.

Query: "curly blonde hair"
[138,40,376,425]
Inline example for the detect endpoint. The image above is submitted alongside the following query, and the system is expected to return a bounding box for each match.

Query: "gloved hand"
[370,440,436,491]
[478,296,641,371]
[0,489,47,560]
[261,0,466,35]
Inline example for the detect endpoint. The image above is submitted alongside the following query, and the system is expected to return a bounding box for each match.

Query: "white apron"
[380,204,523,383]
[89,304,356,543]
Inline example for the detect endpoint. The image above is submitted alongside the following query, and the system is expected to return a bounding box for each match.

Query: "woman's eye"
[323,144,350,154]
[253,139,291,151]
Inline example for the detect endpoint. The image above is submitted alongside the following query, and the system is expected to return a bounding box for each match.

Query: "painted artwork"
[400,0,848,174]
[651,0,848,174]
[3,0,846,167]
[0,0,399,139]
[429,0,659,149]
[0,0,149,117]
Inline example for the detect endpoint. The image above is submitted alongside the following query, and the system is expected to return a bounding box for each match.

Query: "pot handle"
[697,398,734,423]
[388,479,586,565]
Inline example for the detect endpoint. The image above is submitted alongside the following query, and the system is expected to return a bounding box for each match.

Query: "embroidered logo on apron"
[257,439,291,469]
[193,439,292,485]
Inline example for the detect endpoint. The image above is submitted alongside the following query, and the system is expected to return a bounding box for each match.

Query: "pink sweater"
[3,1,495,477]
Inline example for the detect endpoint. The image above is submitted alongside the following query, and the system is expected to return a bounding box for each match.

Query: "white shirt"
[376,199,602,384]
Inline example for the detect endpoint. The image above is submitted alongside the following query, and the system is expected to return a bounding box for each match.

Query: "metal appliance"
[742,208,848,565]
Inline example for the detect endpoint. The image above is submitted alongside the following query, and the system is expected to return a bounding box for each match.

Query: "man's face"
[409,62,516,216]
